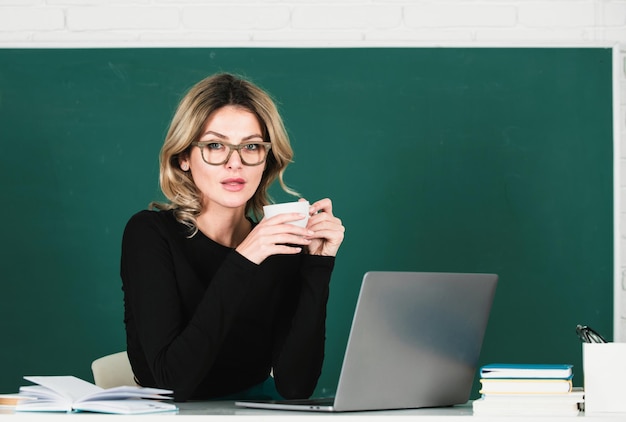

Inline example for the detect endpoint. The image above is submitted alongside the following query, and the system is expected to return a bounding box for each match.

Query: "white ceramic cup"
[263,200,310,227]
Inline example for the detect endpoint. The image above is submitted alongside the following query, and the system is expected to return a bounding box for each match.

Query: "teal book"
[480,363,573,379]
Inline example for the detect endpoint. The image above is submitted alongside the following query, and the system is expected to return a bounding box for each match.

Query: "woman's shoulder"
[128,207,173,222]
[124,208,178,235]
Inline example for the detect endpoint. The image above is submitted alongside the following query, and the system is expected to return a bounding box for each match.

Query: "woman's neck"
[196,207,251,248]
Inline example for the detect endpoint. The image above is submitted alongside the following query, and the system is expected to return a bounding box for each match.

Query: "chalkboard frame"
[0,46,618,397]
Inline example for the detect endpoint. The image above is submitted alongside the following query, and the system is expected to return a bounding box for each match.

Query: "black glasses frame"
[576,324,608,344]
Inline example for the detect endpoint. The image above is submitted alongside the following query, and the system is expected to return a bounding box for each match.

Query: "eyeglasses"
[190,141,272,166]
[576,324,608,343]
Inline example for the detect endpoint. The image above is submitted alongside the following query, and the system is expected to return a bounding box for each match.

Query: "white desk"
[1,401,626,420]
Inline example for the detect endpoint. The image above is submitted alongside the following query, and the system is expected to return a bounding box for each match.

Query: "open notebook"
[237,271,498,412]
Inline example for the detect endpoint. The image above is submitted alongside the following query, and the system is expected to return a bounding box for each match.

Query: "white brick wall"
[1,0,625,340]
[0,0,623,47]
[67,6,180,31]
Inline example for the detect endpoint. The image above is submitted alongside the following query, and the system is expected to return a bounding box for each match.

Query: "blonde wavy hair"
[151,73,297,235]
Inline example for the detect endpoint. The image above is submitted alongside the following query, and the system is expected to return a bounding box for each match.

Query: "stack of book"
[472,363,584,416]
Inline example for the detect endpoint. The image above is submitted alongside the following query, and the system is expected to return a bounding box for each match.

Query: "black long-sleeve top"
[120,209,335,402]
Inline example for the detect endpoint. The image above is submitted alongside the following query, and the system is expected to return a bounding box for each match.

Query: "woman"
[121,73,345,402]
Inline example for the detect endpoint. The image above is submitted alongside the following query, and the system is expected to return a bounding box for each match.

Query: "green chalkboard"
[0,48,613,398]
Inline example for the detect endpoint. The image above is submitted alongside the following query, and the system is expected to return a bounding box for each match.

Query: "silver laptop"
[236,271,498,412]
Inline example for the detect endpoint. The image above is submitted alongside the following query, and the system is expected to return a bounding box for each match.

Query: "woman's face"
[181,105,266,214]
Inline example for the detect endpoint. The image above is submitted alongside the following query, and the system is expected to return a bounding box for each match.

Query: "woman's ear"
[179,154,190,172]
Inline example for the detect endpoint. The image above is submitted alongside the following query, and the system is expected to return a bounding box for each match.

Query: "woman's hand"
[304,198,345,257]
[236,212,312,265]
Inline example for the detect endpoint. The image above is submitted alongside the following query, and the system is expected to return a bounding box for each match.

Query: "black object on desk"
[576,324,608,344]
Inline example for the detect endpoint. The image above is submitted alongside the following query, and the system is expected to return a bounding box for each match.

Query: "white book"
[15,376,177,415]
[479,378,573,394]
[472,398,581,416]
[472,389,584,416]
